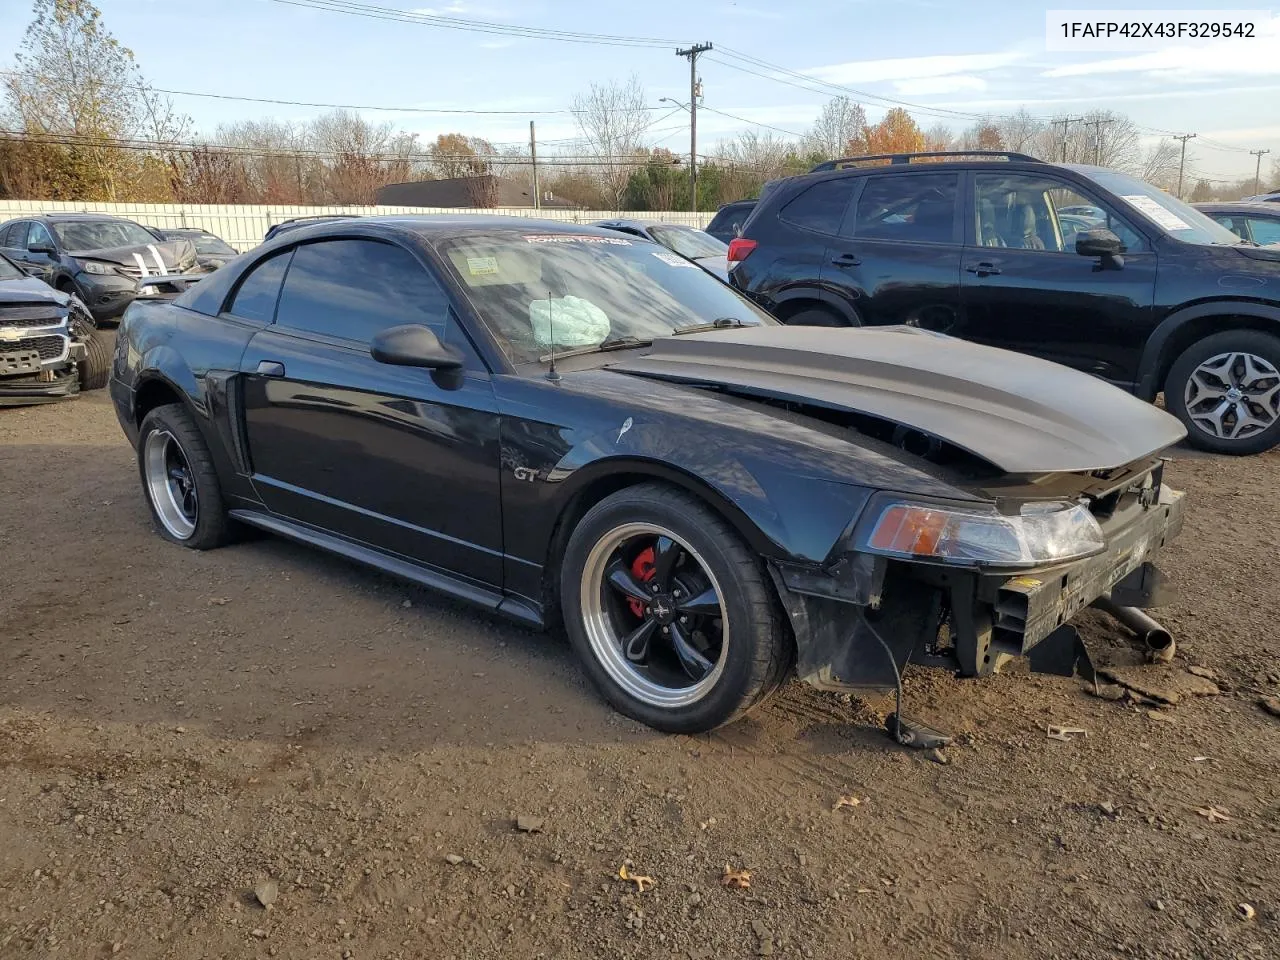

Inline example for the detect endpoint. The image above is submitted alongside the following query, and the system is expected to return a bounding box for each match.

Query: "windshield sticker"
[466,256,499,276]
[652,250,697,268]
[522,234,632,245]
[1121,195,1191,232]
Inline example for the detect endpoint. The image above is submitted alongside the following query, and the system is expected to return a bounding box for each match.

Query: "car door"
[957,171,1158,388]
[1,222,33,272]
[237,237,504,588]
[21,222,61,281]
[822,172,964,328]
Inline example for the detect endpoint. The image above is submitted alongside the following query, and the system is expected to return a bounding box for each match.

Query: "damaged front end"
[768,458,1186,700]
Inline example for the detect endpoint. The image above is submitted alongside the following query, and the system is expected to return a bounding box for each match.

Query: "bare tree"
[312,109,417,204]
[1138,139,1182,190]
[804,96,867,159]
[996,108,1045,154]
[711,132,808,203]
[923,124,954,152]
[216,119,319,204]
[572,75,652,208]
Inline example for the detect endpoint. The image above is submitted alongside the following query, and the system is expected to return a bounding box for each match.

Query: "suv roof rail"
[809,151,1043,173]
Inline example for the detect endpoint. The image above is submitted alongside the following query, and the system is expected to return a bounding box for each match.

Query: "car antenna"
[545,288,561,382]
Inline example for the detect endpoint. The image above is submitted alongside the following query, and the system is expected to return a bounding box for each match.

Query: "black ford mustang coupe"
[110,217,1188,735]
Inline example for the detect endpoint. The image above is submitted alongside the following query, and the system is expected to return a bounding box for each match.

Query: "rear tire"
[137,403,232,549]
[1164,330,1280,455]
[560,484,791,733]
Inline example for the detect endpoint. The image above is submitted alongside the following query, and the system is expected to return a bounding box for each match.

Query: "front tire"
[77,333,111,391]
[560,484,790,733]
[137,403,232,549]
[782,305,849,327]
[1165,330,1280,455]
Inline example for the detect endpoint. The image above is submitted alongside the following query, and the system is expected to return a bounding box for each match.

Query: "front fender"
[1136,299,1280,399]
[544,417,875,564]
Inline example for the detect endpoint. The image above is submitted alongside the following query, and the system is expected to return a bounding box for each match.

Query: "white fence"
[0,200,714,252]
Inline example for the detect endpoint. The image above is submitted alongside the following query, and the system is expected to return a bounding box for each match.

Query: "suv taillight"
[727,238,757,263]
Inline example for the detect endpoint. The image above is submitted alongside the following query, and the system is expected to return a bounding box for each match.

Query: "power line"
[0,129,675,167]
[263,0,678,47]
[698,105,804,139]
[0,69,674,117]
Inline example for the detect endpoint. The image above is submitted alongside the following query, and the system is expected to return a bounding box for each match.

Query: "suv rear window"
[779,179,854,235]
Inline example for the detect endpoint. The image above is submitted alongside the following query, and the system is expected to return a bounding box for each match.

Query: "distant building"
[375,175,576,209]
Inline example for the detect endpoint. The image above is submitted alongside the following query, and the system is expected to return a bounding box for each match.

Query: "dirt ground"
[2,363,1278,959]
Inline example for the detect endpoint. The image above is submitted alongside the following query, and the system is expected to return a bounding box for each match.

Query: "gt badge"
[513,466,538,482]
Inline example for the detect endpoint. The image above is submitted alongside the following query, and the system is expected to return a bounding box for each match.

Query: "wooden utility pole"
[1054,117,1084,162]
[1251,148,1271,196]
[676,42,712,216]
[1085,117,1111,166]
[529,121,539,210]
[1172,133,1197,199]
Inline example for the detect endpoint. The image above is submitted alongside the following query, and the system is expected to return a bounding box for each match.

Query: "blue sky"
[2,0,1277,182]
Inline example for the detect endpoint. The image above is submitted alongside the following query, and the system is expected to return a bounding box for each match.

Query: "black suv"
[729,151,1280,455]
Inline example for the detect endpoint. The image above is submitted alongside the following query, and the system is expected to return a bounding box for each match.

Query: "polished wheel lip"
[1184,350,1280,441]
[143,428,198,540]
[580,521,728,709]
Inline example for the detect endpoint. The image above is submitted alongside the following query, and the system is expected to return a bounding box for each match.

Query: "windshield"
[649,225,728,260]
[53,219,160,251]
[189,233,236,255]
[0,253,23,280]
[1080,169,1242,246]
[438,230,774,364]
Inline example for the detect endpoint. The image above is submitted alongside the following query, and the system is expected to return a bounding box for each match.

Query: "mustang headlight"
[80,260,114,276]
[855,496,1105,568]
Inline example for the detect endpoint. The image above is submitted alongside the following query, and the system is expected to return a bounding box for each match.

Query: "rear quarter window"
[778,179,855,235]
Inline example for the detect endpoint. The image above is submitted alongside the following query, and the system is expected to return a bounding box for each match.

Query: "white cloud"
[893,75,987,95]
[804,52,1025,85]
[410,2,489,15]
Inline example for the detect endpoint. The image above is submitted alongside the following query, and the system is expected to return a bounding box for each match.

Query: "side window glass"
[1247,218,1280,246]
[850,174,959,244]
[27,222,53,249]
[275,239,450,343]
[1210,214,1244,237]
[975,173,1146,253]
[1,223,22,247]
[227,250,293,322]
[779,179,854,235]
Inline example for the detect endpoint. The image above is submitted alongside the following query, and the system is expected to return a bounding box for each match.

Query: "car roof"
[276,214,651,242]
[1194,201,1280,214]
[33,213,142,222]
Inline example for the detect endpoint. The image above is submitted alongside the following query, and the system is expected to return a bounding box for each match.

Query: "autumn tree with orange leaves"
[863,108,925,155]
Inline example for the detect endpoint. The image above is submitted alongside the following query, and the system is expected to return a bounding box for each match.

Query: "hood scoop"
[610,325,1186,473]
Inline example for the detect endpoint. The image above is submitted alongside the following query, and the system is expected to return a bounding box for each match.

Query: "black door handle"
[256,360,286,377]
[966,262,1001,277]
[830,253,861,267]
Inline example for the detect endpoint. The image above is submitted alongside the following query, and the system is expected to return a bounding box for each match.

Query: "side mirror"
[28,243,56,256]
[1075,228,1123,258]
[1076,228,1125,270]
[370,324,463,370]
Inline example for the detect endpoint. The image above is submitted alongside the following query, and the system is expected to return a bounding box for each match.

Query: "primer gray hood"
[609,325,1187,473]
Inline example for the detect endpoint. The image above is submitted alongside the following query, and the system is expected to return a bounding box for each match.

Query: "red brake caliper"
[627,546,657,618]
